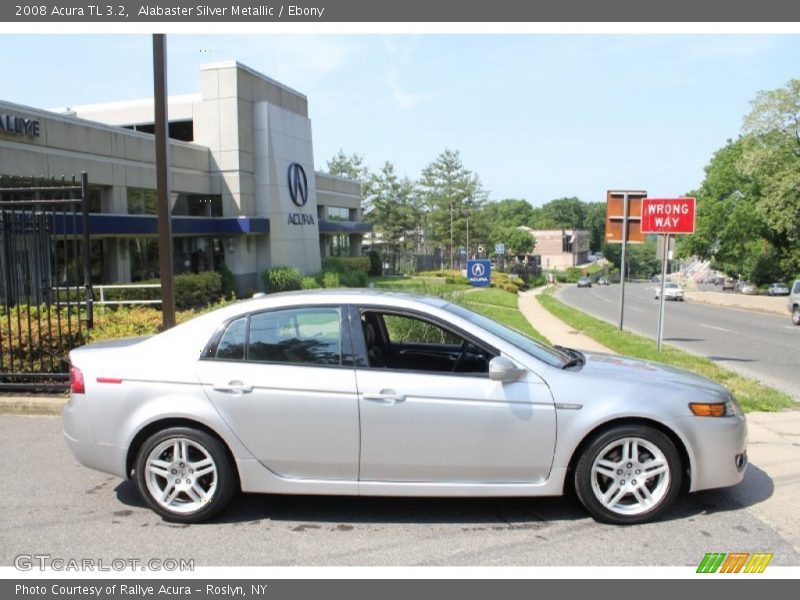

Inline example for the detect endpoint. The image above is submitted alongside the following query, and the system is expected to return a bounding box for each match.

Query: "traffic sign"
[605,190,647,244]
[641,197,696,234]
[467,259,491,287]
[495,243,505,255]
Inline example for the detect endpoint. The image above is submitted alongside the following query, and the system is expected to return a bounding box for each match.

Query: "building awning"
[318,219,372,234]
[49,214,270,236]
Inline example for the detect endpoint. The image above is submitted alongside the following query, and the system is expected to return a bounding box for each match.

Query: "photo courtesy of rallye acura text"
[63,290,748,525]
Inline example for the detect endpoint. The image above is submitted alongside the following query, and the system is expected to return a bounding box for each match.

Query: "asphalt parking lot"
[1,415,798,567]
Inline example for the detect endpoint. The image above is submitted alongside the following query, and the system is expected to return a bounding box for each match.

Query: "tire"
[793,306,800,326]
[574,424,682,525]
[134,427,236,523]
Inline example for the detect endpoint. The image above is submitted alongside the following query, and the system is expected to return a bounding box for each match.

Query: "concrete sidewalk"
[517,286,613,354]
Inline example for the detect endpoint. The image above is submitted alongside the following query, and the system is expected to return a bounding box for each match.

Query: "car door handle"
[362,389,405,403]
[212,380,253,394]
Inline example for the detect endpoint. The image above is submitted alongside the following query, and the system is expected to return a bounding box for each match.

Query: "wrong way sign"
[641,197,696,234]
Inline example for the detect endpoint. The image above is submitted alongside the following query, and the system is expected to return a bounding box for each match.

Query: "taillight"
[70,366,85,394]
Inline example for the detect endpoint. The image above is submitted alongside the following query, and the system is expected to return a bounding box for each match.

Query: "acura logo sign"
[471,262,485,278]
[287,162,308,207]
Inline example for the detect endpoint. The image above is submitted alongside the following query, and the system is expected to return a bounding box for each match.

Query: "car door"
[351,306,557,484]
[198,305,360,481]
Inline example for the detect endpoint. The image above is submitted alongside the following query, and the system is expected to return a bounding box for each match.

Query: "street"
[1,415,797,567]
[557,282,800,400]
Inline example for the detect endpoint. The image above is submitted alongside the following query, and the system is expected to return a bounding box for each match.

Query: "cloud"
[383,35,424,110]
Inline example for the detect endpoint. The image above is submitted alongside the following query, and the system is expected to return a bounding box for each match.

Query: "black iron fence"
[0,173,93,391]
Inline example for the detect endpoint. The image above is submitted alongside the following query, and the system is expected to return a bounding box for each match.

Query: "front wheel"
[574,425,682,525]
[793,306,800,326]
[134,427,236,523]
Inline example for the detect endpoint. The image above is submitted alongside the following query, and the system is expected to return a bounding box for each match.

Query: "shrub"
[263,266,302,293]
[339,270,368,287]
[300,276,321,290]
[216,263,237,298]
[322,256,371,275]
[173,271,223,309]
[321,271,340,288]
[367,250,383,277]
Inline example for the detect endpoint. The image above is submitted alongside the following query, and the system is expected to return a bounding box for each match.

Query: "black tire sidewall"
[134,427,236,523]
[574,425,682,525]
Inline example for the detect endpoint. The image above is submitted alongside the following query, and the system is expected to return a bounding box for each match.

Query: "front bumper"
[62,393,127,478]
[673,414,748,492]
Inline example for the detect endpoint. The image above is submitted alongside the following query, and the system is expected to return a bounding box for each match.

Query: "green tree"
[326,149,369,181]
[584,202,607,252]
[741,79,800,278]
[497,226,535,257]
[540,197,587,229]
[418,149,487,263]
[363,162,423,255]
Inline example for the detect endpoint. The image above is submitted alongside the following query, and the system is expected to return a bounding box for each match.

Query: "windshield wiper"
[554,345,585,369]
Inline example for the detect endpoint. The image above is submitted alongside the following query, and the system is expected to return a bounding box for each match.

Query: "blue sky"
[1,34,798,206]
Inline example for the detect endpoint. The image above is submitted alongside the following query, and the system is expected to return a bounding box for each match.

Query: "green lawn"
[537,288,796,412]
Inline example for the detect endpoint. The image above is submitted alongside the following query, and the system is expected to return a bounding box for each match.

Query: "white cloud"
[383,35,424,110]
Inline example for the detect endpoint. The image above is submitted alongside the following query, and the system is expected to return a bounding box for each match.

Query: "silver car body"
[655,282,685,301]
[63,290,746,501]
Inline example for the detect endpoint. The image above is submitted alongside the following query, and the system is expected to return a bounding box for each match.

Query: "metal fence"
[0,173,93,391]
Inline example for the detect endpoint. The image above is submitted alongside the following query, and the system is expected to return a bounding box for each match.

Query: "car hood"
[575,351,727,396]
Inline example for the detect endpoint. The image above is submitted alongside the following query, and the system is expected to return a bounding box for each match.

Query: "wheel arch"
[565,416,692,493]
[125,418,239,486]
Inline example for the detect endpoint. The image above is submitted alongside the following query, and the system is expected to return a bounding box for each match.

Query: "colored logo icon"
[696,552,773,574]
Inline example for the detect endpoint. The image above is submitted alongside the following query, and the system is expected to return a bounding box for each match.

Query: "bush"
[173,271,223,309]
[263,266,302,293]
[321,271,340,288]
[301,276,321,290]
[216,263,236,298]
[367,250,383,277]
[322,256,371,275]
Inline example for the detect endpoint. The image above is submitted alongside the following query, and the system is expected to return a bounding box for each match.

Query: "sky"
[1,34,798,206]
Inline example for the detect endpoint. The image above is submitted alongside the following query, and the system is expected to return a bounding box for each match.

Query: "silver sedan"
[63,290,747,525]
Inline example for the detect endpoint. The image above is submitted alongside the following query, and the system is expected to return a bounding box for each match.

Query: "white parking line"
[784,326,798,331]
[699,323,734,333]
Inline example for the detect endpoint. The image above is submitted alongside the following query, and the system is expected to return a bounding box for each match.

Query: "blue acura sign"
[467,259,491,287]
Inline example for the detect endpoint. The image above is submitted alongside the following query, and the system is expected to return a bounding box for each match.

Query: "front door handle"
[362,389,405,403]
[212,380,253,394]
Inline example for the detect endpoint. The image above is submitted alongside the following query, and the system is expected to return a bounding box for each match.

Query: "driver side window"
[360,310,494,376]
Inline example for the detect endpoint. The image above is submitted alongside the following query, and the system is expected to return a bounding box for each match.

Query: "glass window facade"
[326,206,350,221]
[172,193,223,217]
[330,234,350,257]
[126,188,157,215]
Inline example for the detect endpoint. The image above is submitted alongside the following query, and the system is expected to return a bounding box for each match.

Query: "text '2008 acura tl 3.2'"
[63,290,747,525]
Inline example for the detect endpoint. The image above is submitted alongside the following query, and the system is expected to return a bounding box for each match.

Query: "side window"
[794,282,800,294]
[248,308,341,366]
[383,314,462,345]
[214,317,247,360]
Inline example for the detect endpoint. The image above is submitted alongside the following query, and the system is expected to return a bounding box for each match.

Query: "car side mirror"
[489,356,522,382]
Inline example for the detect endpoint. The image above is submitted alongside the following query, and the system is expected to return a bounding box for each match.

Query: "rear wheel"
[793,306,800,326]
[574,425,682,525]
[135,427,236,523]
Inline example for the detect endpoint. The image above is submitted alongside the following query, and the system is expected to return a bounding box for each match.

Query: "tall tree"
[363,162,422,255]
[418,149,487,261]
[326,149,369,181]
[540,197,587,229]
[584,202,607,252]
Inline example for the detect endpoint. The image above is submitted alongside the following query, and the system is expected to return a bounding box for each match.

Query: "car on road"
[768,283,790,296]
[722,278,736,291]
[789,280,800,325]
[576,276,592,288]
[655,282,685,301]
[597,277,610,286]
[63,290,748,526]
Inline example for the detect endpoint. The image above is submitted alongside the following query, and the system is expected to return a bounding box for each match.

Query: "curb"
[0,396,66,415]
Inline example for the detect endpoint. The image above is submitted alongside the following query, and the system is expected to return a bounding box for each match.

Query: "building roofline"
[200,60,307,100]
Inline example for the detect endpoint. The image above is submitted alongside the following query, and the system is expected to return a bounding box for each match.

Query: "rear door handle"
[362,389,405,403]
[212,380,253,394]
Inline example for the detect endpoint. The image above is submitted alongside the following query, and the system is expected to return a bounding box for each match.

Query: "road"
[1,415,798,567]
[557,282,800,400]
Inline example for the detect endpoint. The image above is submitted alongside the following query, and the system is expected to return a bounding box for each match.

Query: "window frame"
[346,304,499,378]
[201,304,354,369]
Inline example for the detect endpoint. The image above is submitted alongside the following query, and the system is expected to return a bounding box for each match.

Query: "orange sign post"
[605,190,647,330]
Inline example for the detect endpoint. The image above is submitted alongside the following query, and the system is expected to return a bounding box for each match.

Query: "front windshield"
[442,302,569,368]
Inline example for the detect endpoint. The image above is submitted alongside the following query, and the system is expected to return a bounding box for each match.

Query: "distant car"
[768,283,789,296]
[650,275,660,283]
[597,277,610,286]
[576,276,592,288]
[722,278,736,291]
[739,282,758,295]
[789,280,800,325]
[655,282,685,301]
[62,289,748,525]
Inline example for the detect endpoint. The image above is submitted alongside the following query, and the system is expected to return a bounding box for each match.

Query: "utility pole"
[153,34,175,329]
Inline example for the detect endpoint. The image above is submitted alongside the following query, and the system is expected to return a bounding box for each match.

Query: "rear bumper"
[62,393,127,478]
[673,415,748,492]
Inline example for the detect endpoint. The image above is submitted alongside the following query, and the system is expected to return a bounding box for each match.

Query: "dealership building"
[0,61,369,295]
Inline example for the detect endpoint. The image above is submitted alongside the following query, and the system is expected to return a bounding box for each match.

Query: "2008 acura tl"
[63,290,747,524]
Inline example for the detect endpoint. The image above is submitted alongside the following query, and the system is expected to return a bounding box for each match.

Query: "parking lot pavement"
[2,415,799,567]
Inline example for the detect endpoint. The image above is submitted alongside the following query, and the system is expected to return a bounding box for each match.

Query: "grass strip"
[537,289,795,412]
